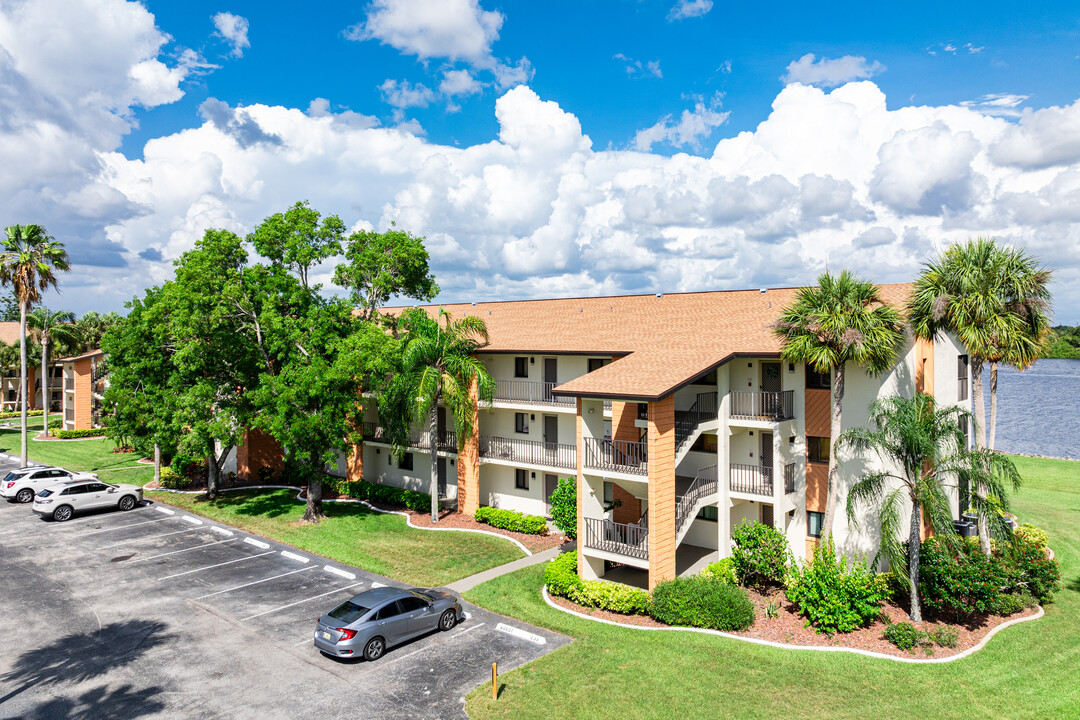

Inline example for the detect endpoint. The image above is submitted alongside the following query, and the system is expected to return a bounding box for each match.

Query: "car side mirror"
[107,487,117,493]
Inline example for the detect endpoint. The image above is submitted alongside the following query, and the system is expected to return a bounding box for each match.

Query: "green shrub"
[1013,523,1049,549]
[256,465,277,483]
[1002,534,1061,603]
[171,453,199,476]
[919,537,1008,621]
[785,536,889,635]
[48,417,62,428]
[731,521,791,587]
[55,428,106,439]
[927,625,959,648]
[543,551,651,614]
[649,576,755,631]
[699,557,737,584]
[337,478,432,513]
[0,409,42,419]
[548,477,577,539]
[158,466,193,490]
[474,506,548,535]
[989,589,1035,616]
[883,622,922,651]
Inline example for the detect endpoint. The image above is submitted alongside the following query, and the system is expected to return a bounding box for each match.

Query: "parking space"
[0,460,569,719]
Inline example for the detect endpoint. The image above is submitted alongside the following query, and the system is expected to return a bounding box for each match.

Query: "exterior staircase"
[673,392,719,467]
[674,464,719,546]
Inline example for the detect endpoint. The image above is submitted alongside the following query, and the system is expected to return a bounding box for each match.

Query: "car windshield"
[37,489,53,498]
[328,601,371,624]
[411,590,434,602]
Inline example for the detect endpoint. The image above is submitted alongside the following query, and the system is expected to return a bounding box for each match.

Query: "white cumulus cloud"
[212,12,250,58]
[668,0,713,21]
[633,94,729,151]
[347,0,503,66]
[783,53,885,88]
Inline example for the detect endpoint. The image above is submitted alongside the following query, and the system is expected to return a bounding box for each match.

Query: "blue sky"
[2,0,1080,321]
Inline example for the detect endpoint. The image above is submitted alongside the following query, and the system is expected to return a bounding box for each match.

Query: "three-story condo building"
[319,284,967,590]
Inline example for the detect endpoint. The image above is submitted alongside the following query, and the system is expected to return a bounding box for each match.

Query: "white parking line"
[280,551,309,563]
[381,623,487,666]
[240,581,365,621]
[323,565,355,580]
[196,566,315,599]
[158,551,276,581]
[98,526,207,549]
[447,622,486,639]
[74,517,173,537]
[127,537,236,563]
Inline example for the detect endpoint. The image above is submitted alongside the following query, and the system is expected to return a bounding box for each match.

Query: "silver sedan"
[314,587,464,660]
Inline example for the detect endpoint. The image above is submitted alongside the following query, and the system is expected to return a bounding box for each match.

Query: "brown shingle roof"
[391,283,913,400]
[56,348,103,363]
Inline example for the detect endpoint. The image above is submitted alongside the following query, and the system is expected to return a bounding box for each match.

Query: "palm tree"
[774,270,905,539]
[74,310,123,354]
[841,393,1021,622]
[384,307,495,522]
[28,307,78,437]
[0,226,70,466]
[908,238,1050,553]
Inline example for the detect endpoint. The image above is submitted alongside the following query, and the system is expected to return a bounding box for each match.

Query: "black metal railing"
[730,463,773,496]
[361,422,425,449]
[494,380,574,407]
[479,435,576,470]
[437,430,457,453]
[603,400,612,412]
[728,390,794,421]
[583,517,649,560]
[582,437,648,475]
[784,462,797,494]
[675,392,719,450]
[676,464,719,535]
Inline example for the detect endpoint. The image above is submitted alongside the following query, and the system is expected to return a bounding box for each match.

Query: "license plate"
[319,631,332,640]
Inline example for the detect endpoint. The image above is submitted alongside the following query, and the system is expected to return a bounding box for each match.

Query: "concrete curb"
[147,483,533,556]
[540,585,1045,665]
[32,433,108,442]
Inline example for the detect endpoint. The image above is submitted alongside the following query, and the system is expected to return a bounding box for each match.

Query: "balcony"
[494,380,574,408]
[728,390,794,421]
[583,517,648,560]
[582,438,648,476]
[479,435,576,470]
[361,422,425,450]
[730,463,773,496]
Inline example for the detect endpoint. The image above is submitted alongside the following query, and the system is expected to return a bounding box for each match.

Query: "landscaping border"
[148,483,533,556]
[540,585,1044,665]
[32,433,107,442]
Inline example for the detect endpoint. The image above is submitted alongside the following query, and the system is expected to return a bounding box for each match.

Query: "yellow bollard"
[492,662,497,700]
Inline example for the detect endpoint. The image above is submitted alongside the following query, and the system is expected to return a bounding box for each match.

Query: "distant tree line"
[1042,325,1080,359]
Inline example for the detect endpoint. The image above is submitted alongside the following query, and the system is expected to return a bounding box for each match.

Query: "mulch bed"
[551,585,1040,659]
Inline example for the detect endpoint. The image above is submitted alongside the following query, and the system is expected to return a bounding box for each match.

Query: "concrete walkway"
[446,541,573,594]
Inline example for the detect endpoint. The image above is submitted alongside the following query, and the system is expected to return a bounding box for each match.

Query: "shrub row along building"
[285,284,968,591]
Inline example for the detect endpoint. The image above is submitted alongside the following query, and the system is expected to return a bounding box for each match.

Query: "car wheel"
[53,505,73,522]
[439,609,458,631]
[363,636,385,661]
[118,495,136,511]
[15,488,33,503]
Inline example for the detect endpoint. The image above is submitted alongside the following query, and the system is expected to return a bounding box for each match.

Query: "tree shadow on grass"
[1065,574,1080,595]
[0,619,175,706]
[184,489,296,519]
[20,682,166,720]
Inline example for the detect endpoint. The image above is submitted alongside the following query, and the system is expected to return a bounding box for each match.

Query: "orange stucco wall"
[236,429,284,480]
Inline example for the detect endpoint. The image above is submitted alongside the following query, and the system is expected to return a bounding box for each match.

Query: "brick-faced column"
[647,396,676,590]
[611,401,643,524]
[347,442,364,482]
[457,379,481,515]
[74,358,92,429]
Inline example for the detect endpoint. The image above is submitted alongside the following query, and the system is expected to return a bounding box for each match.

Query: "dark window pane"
[376,602,403,620]
[514,357,528,378]
[399,596,426,612]
[807,511,824,537]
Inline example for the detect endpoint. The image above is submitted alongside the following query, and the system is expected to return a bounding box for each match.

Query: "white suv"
[1,466,98,504]
[33,479,143,521]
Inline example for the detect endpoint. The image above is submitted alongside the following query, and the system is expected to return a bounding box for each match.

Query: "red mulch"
[551,585,1040,659]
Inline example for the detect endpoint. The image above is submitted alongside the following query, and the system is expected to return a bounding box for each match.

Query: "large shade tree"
[841,393,1021,622]
[332,224,439,322]
[383,308,495,523]
[28,307,77,437]
[908,237,1051,553]
[774,270,905,539]
[0,225,70,466]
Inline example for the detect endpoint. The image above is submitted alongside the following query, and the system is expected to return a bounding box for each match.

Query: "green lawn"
[464,455,1080,720]
[0,423,155,486]
[147,488,525,587]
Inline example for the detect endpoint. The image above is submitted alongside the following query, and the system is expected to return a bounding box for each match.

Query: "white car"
[1,466,98,504]
[33,479,143,521]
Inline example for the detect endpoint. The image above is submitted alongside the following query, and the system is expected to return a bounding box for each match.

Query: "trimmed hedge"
[326,477,432,513]
[544,551,651,615]
[159,466,194,490]
[55,428,106,439]
[474,506,548,535]
[649,575,756,631]
[0,410,43,419]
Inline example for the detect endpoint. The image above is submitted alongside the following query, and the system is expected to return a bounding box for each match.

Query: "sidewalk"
[447,540,574,593]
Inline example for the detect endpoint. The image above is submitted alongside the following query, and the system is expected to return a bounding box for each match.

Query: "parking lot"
[0,459,568,719]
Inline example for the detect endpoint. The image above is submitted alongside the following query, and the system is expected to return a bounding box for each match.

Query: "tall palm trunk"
[988,360,998,451]
[19,298,27,466]
[820,363,844,539]
[908,497,922,623]
[970,355,991,555]
[153,444,161,485]
[428,400,439,523]
[40,336,49,438]
[206,453,219,499]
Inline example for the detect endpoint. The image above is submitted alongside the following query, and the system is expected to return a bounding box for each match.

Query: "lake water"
[979,359,1080,460]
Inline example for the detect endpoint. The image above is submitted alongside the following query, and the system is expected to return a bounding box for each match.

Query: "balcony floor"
[600,544,718,589]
